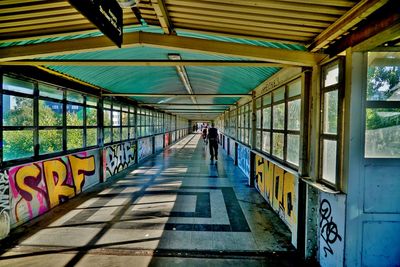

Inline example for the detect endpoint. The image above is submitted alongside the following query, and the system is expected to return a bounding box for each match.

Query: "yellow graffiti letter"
[69,155,95,194]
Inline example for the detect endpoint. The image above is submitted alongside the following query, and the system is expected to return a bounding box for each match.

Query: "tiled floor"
[0,134,299,266]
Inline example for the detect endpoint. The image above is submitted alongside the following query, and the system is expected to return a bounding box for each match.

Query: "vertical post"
[98,95,104,183]
[33,81,39,157]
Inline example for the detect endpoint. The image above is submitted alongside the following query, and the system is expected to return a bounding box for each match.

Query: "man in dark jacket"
[207,123,219,162]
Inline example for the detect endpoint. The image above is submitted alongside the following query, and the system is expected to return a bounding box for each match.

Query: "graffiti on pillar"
[237,144,250,180]
[8,150,100,228]
[138,137,153,162]
[0,171,10,239]
[104,141,136,178]
[155,134,163,151]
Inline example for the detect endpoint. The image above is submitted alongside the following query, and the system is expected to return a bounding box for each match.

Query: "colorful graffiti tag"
[155,134,164,152]
[319,192,345,267]
[237,144,250,180]
[0,171,10,239]
[138,137,153,162]
[8,150,100,228]
[104,141,136,179]
[254,154,298,245]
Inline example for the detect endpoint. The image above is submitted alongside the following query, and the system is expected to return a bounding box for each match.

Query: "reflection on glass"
[288,99,301,131]
[104,128,111,143]
[86,96,98,106]
[67,104,83,126]
[39,130,62,154]
[67,91,84,103]
[287,134,300,166]
[324,64,339,87]
[365,108,400,158]
[39,83,63,99]
[324,90,338,134]
[3,95,34,126]
[367,52,400,101]
[322,139,337,184]
[272,133,284,159]
[87,128,97,147]
[288,79,302,97]
[3,130,34,161]
[67,129,83,150]
[273,87,285,102]
[263,107,271,129]
[3,76,34,94]
[273,103,285,130]
[262,131,270,153]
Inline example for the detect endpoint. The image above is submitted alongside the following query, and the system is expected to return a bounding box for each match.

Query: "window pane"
[367,52,400,101]
[67,104,84,126]
[86,128,97,147]
[322,139,337,184]
[3,76,34,94]
[39,100,62,126]
[104,110,111,126]
[263,94,271,105]
[3,95,33,126]
[104,101,111,109]
[288,79,301,97]
[272,133,284,159]
[365,108,400,158]
[256,109,261,128]
[262,131,270,153]
[256,130,261,149]
[287,134,300,166]
[39,83,63,100]
[86,107,97,126]
[122,112,128,126]
[256,98,262,108]
[67,129,83,150]
[3,130,34,161]
[288,99,301,131]
[323,90,338,134]
[262,107,271,129]
[113,111,120,126]
[273,103,285,130]
[129,113,135,126]
[104,128,111,143]
[113,104,120,111]
[273,87,285,102]
[113,127,121,142]
[129,127,135,139]
[67,91,84,103]
[324,64,339,87]
[39,130,62,154]
[86,96,98,106]
[122,127,129,140]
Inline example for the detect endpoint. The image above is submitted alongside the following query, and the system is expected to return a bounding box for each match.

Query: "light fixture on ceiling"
[168,54,197,104]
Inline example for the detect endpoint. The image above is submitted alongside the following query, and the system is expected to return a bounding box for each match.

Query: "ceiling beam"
[0,59,288,67]
[0,32,325,66]
[103,93,248,98]
[327,1,400,54]
[308,0,389,52]
[151,0,174,34]
[140,103,233,106]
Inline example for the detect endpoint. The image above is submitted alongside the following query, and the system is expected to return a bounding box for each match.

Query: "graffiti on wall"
[104,141,136,179]
[319,192,345,267]
[0,171,10,239]
[8,150,100,228]
[155,134,164,151]
[138,137,153,162]
[229,139,236,161]
[254,154,298,246]
[237,144,250,180]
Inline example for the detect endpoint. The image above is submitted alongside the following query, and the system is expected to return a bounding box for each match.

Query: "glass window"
[273,87,285,102]
[113,111,121,126]
[122,112,128,126]
[67,129,83,150]
[67,104,84,126]
[86,96,98,106]
[263,94,271,105]
[104,101,111,109]
[262,131,270,153]
[39,100,62,126]
[263,107,271,129]
[87,128,97,147]
[104,110,111,126]
[272,133,284,159]
[86,107,97,126]
[39,83,63,100]
[323,90,338,134]
[3,130,34,161]
[288,79,302,97]
[322,140,337,184]
[3,76,34,94]
[67,91,84,103]
[122,127,129,140]
[104,128,111,143]
[113,127,121,142]
[288,99,301,131]
[3,95,34,126]
[273,103,285,130]
[39,130,62,154]
[287,134,300,166]
[323,63,339,87]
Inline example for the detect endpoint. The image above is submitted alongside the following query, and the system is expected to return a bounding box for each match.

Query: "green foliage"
[3,130,33,160]
[367,66,400,100]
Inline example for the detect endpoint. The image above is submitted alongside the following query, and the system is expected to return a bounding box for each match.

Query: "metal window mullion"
[33,81,39,157]
[83,97,87,148]
[0,73,3,165]
[284,85,288,162]
[62,90,67,152]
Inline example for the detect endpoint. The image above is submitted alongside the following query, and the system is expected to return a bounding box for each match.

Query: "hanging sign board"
[69,0,123,47]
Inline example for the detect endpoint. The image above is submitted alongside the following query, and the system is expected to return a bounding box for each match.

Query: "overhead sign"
[69,0,123,47]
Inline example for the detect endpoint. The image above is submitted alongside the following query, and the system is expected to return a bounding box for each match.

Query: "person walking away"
[207,123,219,163]
[202,127,208,145]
